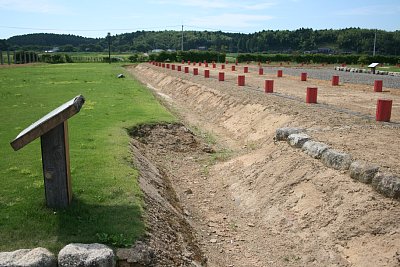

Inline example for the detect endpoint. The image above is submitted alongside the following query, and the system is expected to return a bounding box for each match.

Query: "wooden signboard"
[10,95,85,208]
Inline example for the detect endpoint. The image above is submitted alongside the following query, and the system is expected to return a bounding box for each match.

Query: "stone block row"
[275,127,400,199]
[0,243,115,267]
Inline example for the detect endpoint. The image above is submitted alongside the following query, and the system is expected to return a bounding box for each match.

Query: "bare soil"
[123,63,400,267]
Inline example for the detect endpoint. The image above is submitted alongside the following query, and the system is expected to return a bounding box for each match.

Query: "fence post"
[7,50,11,65]
[218,72,224,81]
[264,80,274,93]
[238,75,245,86]
[374,80,383,92]
[14,51,17,64]
[0,50,3,65]
[376,99,392,122]
[306,87,318,103]
[332,75,339,86]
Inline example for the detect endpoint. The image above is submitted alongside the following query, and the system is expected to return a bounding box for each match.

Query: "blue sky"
[0,0,399,39]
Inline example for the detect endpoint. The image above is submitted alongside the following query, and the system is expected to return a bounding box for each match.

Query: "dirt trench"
[122,64,400,267]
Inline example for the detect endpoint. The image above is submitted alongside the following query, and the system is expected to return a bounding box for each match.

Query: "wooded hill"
[1,28,399,56]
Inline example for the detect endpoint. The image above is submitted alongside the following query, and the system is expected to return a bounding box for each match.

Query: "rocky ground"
[123,63,400,267]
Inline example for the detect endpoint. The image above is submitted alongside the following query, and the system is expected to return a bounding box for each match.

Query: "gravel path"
[256,66,400,89]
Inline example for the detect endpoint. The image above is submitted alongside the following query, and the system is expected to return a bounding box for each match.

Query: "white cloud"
[188,13,274,30]
[0,0,66,14]
[337,4,400,16]
[244,2,277,10]
[155,0,276,10]
[154,0,230,8]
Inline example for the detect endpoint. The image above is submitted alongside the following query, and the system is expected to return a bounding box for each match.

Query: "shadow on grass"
[55,196,144,251]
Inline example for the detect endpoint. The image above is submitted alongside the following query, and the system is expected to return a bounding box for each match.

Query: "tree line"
[1,28,399,56]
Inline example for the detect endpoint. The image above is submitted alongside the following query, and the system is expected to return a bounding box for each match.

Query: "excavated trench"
[120,64,400,267]
[119,123,209,267]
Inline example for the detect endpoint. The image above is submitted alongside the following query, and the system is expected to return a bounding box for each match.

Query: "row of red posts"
[150,61,393,122]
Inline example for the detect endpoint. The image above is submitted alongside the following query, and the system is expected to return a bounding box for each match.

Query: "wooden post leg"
[40,121,71,208]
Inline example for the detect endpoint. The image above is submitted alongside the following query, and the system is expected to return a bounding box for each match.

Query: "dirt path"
[125,63,400,267]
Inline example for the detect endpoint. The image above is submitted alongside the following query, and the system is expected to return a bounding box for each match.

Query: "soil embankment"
[125,63,400,267]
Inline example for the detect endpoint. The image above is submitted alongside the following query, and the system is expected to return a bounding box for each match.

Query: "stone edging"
[0,243,115,267]
[334,66,400,76]
[275,127,400,199]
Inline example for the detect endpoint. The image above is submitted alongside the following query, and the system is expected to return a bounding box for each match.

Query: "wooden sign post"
[10,95,85,209]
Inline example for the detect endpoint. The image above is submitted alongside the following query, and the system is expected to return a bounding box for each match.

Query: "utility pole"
[107,32,111,64]
[373,29,377,57]
[181,25,184,51]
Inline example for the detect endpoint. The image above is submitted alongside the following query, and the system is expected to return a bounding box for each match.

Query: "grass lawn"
[0,63,175,252]
[377,66,400,72]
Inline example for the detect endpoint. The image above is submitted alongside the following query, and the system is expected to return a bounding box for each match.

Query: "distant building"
[304,48,333,54]
[151,49,164,53]
[317,48,333,54]
[44,47,59,53]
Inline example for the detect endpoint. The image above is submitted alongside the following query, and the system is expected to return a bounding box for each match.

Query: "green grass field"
[0,63,175,252]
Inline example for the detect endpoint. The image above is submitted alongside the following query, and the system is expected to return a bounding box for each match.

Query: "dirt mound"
[124,64,400,267]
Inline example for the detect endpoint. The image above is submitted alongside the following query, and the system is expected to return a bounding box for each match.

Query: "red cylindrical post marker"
[376,99,392,122]
[306,87,318,103]
[213,63,216,68]
[193,62,196,66]
[199,62,202,66]
[205,63,208,67]
[301,72,307,81]
[374,80,383,92]
[238,75,245,86]
[184,66,189,73]
[181,60,185,64]
[244,66,249,73]
[218,72,224,81]
[193,68,198,75]
[204,69,210,78]
[172,64,175,70]
[166,64,170,69]
[162,63,165,68]
[264,80,274,93]
[332,75,339,86]
[221,64,225,69]
[177,65,182,71]
[232,66,236,71]
[225,60,228,64]
[187,60,191,65]
[277,70,283,77]
[259,68,264,75]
